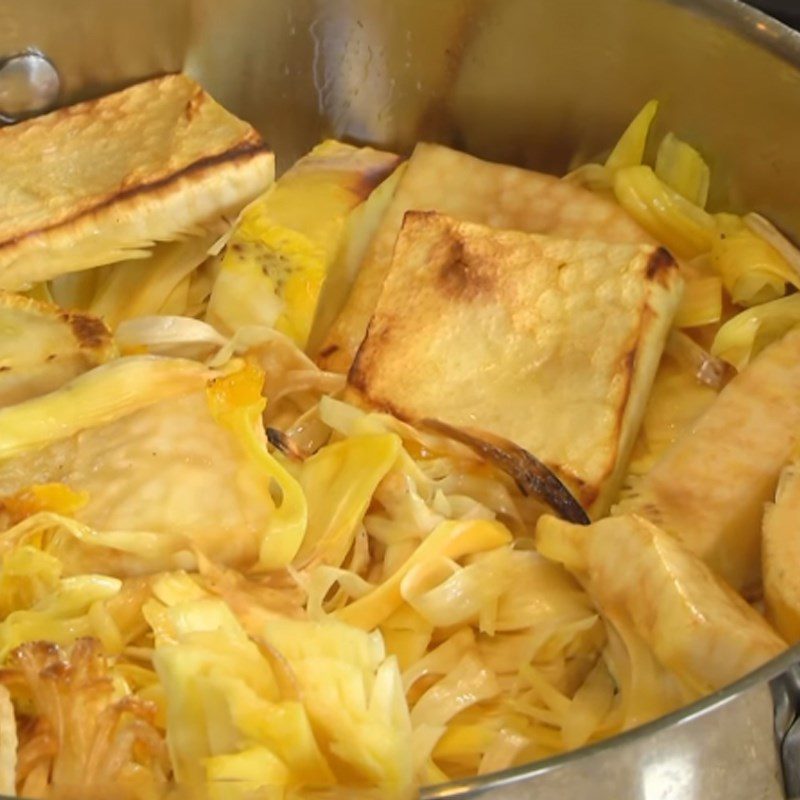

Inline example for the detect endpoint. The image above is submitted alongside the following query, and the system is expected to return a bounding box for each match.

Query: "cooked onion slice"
[421,419,589,525]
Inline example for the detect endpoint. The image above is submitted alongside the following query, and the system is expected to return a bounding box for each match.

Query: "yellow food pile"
[0,88,798,800]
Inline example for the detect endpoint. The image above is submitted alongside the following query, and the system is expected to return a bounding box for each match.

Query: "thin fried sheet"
[318,142,653,373]
[0,391,273,573]
[348,212,681,516]
[207,139,400,348]
[763,457,800,643]
[0,74,274,289]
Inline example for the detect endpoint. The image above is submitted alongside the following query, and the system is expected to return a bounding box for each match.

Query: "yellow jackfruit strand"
[673,275,722,328]
[605,100,659,173]
[711,292,800,370]
[295,433,402,568]
[654,132,711,208]
[613,165,715,258]
[710,218,797,307]
[0,356,212,461]
[206,365,307,570]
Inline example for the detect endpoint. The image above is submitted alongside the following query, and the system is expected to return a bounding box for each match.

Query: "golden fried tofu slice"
[0,292,114,406]
[620,327,800,596]
[763,457,800,643]
[348,212,681,516]
[318,142,653,373]
[0,74,274,289]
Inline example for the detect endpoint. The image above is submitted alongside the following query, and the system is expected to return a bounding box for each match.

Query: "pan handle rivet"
[0,50,59,123]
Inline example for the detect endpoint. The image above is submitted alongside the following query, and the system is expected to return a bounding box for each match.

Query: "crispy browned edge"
[646,246,677,284]
[350,154,404,203]
[0,293,113,371]
[422,418,590,524]
[346,212,450,396]
[581,246,679,508]
[0,75,270,254]
[63,311,112,352]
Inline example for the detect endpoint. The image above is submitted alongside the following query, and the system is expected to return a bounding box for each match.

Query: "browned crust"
[421,418,590,525]
[646,246,678,283]
[404,211,496,302]
[348,314,376,395]
[62,311,112,351]
[317,343,340,360]
[436,233,493,301]
[353,154,404,201]
[266,427,306,462]
[183,83,206,123]
[346,366,411,424]
[0,139,269,252]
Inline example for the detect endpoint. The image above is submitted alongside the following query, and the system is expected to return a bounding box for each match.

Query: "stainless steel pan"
[1,1,799,797]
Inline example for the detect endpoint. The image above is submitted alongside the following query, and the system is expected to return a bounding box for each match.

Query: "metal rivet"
[0,50,60,123]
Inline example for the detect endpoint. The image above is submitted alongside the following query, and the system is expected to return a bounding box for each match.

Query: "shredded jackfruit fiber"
[0,108,797,800]
[571,101,800,358]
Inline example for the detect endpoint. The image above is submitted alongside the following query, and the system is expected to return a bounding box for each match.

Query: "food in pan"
[346,211,682,516]
[316,140,653,373]
[0,77,797,799]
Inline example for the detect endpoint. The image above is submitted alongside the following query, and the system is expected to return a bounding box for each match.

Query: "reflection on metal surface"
[0,0,188,103]
[307,2,472,148]
[783,718,800,799]
[772,662,800,798]
[1,0,800,234]
[642,755,696,799]
[0,50,59,121]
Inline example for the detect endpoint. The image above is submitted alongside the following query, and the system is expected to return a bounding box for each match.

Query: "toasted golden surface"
[621,327,800,595]
[319,142,653,373]
[348,212,681,515]
[0,292,114,406]
[0,74,274,289]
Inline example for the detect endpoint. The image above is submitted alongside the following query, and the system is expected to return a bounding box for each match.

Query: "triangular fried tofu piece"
[348,212,681,516]
[0,74,274,289]
[318,142,652,372]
